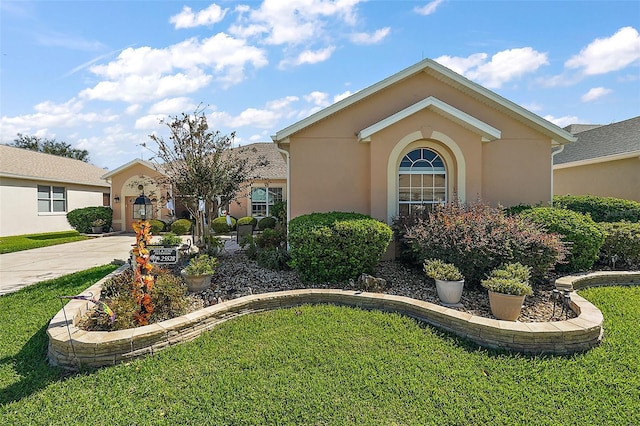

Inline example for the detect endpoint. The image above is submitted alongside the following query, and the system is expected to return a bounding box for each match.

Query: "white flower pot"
[435,279,464,304]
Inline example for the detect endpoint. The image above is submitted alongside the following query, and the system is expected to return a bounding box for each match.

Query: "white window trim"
[250,186,284,218]
[37,184,67,214]
[387,130,466,223]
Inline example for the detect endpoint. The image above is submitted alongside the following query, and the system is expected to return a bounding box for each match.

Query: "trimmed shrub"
[598,221,640,269]
[236,216,258,228]
[211,216,236,233]
[401,201,566,287]
[553,195,640,223]
[258,216,277,230]
[67,206,113,234]
[149,219,166,234]
[170,218,192,235]
[288,212,393,283]
[520,207,605,273]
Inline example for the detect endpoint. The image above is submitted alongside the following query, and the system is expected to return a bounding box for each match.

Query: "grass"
[1,268,639,425]
[0,231,89,254]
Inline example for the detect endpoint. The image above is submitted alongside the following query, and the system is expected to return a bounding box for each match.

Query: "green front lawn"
[1,267,638,425]
[0,231,88,254]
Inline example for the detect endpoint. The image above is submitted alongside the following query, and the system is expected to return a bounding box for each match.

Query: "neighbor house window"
[398,148,446,216]
[251,187,283,217]
[38,185,67,213]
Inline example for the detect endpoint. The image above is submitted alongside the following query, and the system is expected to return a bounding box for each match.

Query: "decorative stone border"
[47,268,639,370]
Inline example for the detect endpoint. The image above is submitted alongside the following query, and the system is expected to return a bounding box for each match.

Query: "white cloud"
[79,33,267,102]
[231,0,364,46]
[266,96,299,110]
[0,99,118,144]
[135,114,166,130]
[565,27,640,75]
[350,27,390,45]
[581,87,612,102]
[333,90,353,103]
[280,46,335,68]
[148,97,197,115]
[414,0,445,16]
[436,48,548,88]
[170,4,228,29]
[125,104,142,115]
[304,91,330,106]
[543,114,580,128]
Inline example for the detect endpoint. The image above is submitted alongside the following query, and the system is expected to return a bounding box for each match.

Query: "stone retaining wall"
[47,269,638,370]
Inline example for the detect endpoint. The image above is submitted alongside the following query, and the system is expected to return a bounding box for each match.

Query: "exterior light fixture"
[133,186,153,220]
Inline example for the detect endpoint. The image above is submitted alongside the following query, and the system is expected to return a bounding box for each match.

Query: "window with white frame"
[38,185,67,213]
[251,187,283,217]
[398,148,446,216]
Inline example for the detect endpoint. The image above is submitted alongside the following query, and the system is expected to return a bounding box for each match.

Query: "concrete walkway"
[0,233,241,296]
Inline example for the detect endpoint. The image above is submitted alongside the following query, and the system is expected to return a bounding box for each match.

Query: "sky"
[1,0,639,171]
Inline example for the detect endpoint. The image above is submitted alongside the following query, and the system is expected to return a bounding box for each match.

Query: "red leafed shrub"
[398,200,567,288]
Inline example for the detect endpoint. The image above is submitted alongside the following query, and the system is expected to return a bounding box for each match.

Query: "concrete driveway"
[0,234,136,296]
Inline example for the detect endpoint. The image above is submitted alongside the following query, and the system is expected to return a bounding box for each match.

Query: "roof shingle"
[0,145,110,187]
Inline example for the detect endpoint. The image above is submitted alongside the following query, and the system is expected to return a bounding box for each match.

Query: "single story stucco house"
[554,116,640,202]
[104,142,287,233]
[272,58,577,223]
[0,145,110,237]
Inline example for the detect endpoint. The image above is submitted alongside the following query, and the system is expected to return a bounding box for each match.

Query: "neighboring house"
[554,116,640,202]
[0,145,110,237]
[272,58,576,223]
[104,142,287,232]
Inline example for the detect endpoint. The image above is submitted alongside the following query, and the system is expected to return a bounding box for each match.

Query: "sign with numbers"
[148,247,179,264]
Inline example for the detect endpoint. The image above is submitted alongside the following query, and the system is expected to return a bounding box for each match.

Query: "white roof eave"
[272,58,576,145]
[357,96,501,142]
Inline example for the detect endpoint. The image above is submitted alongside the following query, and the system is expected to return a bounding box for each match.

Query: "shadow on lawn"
[0,324,75,405]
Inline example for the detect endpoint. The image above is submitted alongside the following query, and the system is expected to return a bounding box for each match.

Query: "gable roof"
[101,158,160,180]
[0,145,110,187]
[272,58,576,146]
[102,142,287,181]
[554,116,640,166]
[246,142,287,180]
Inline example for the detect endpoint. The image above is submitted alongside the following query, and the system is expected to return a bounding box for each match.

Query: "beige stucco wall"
[282,72,555,222]
[230,179,287,219]
[108,163,170,232]
[0,177,107,237]
[554,157,640,202]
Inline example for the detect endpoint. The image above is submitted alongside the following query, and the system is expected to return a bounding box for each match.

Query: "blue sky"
[1,0,639,171]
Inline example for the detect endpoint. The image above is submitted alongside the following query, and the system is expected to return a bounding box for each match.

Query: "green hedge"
[149,219,166,234]
[211,216,236,233]
[553,195,640,223]
[170,219,192,235]
[598,221,640,269]
[236,216,258,228]
[520,207,605,273]
[67,206,112,233]
[288,212,392,283]
[258,216,277,230]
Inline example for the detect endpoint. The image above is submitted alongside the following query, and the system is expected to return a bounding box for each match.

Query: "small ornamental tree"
[146,106,267,254]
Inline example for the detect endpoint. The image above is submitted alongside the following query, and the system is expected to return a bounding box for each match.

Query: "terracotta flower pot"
[435,279,464,304]
[488,291,525,321]
[182,273,212,292]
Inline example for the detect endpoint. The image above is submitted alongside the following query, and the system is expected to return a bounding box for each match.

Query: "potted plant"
[481,262,533,321]
[91,218,106,234]
[423,258,465,305]
[181,254,218,292]
[158,232,182,247]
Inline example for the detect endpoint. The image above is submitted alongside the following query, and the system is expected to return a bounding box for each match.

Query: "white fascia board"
[101,158,160,179]
[357,96,501,142]
[553,150,640,169]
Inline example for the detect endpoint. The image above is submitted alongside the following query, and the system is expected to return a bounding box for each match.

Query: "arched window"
[398,148,446,216]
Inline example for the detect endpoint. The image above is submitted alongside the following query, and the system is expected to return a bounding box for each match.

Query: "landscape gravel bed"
[186,251,576,323]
